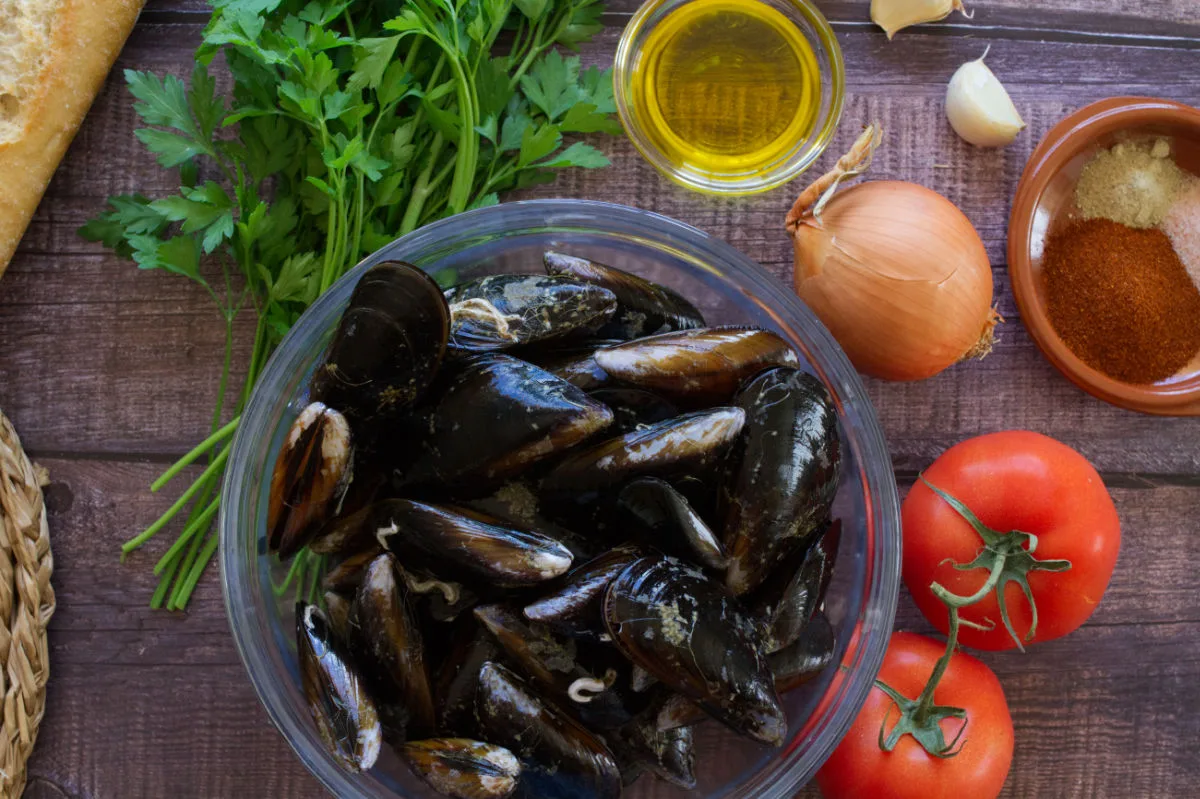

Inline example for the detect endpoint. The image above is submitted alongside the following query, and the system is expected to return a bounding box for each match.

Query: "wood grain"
[4,19,1200,473]
[21,459,1200,798]
[0,1,1198,797]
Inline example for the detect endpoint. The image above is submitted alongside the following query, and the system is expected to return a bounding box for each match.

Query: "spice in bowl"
[1043,220,1200,384]
[1041,137,1200,384]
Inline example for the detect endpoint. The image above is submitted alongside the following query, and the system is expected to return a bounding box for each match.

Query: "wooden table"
[1,0,1198,796]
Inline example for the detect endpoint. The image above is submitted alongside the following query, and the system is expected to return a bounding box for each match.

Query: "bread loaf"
[0,0,144,278]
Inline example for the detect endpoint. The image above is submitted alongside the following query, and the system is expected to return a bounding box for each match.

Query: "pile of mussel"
[270,252,844,799]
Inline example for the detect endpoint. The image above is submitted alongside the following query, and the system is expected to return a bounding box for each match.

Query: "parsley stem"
[122,445,230,554]
[171,531,220,609]
[153,497,220,576]
[165,501,213,608]
[150,416,240,493]
[150,547,184,609]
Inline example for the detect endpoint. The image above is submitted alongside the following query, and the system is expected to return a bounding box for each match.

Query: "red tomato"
[817,632,1014,799]
[903,431,1120,651]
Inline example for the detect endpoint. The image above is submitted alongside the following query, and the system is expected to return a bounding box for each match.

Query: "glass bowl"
[222,199,899,798]
[613,0,845,195]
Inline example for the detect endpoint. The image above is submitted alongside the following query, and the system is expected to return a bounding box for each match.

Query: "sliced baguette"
[0,0,144,278]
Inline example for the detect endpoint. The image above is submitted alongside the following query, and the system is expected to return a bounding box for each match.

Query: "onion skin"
[790,181,995,381]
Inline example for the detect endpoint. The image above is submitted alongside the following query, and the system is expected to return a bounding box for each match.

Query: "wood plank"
[9,21,1198,473]
[140,0,1200,32]
[23,459,1200,797]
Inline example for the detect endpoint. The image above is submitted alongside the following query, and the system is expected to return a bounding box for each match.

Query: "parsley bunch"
[81,0,618,610]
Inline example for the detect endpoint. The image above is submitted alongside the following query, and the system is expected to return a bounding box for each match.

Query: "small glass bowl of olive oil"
[614,0,844,195]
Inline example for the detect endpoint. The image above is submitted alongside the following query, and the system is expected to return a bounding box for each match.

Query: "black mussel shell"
[525,339,622,391]
[543,252,705,340]
[401,738,521,799]
[310,261,449,421]
[309,502,384,556]
[475,604,647,730]
[436,626,502,736]
[592,327,799,405]
[399,563,479,623]
[671,474,719,527]
[587,387,679,435]
[403,354,614,488]
[655,693,707,731]
[446,274,617,353]
[523,544,644,640]
[618,477,727,571]
[753,519,841,653]
[539,408,745,495]
[475,661,622,799]
[609,714,696,789]
[602,556,785,746]
[722,367,841,596]
[296,601,382,772]
[349,553,436,742]
[267,402,353,559]
[323,591,353,642]
[376,500,574,588]
[771,612,837,694]
[462,483,596,561]
[323,546,383,596]
[629,665,657,693]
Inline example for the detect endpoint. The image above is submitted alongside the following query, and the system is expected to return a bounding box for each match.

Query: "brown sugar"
[1043,219,1200,384]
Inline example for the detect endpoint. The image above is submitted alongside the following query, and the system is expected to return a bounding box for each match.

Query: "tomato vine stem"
[921,475,1072,651]
[875,606,968,758]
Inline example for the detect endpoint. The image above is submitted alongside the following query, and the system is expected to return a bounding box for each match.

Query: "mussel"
[523,544,644,641]
[323,590,353,641]
[375,500,574,588]
[543,252,705,340]
[475,604,646,729]
[267,402,353,558]
[753,519,841,653]
[722,367,841,596]
[771,611,837,694]
[602,556,785,745]
[592,327,799,405]
[526,339,621,391]
[401,738,521,799]
[402,354,614,488]
[446,274,617,352]
[587,387,678,434]
[617,477,726,571]
[461,482,596,562]
[323,546,383,593]
[296,601,382,772]
[539,408,745,494]
[349,553,436,741]
[475,661,622,799]
[609,714,696,789]
[435,626,502,736]
[310,261,450,421]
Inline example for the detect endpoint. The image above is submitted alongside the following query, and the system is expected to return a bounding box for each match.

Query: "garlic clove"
[945,51,1026,148]
[870,0,967,39]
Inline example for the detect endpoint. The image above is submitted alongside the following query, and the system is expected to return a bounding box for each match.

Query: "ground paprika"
[1043,218,1200,384]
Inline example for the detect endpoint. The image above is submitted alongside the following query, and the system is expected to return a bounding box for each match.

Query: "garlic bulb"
[870,0,968,39]
[945,50,1026,147]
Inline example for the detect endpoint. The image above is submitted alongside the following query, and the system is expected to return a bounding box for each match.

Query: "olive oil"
[631,0,821,176]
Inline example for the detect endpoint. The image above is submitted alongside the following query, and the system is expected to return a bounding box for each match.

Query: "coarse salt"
[1162,177,1200,292]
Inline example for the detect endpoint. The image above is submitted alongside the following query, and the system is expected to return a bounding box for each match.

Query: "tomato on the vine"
[903,430,1120,651]
[817,630,1014,799]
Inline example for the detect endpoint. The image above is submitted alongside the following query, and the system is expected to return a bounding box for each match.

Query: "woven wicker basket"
[0,411,55,797]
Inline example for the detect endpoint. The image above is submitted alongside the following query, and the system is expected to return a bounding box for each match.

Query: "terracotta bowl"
[1008,97,1200,416]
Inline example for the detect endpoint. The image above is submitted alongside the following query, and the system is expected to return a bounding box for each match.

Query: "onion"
[785,124,998,381]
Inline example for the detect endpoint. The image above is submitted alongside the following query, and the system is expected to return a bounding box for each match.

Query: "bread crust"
[0,0,144,277]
